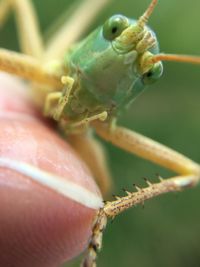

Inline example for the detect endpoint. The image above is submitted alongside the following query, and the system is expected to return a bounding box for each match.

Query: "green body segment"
[63,16,161,122]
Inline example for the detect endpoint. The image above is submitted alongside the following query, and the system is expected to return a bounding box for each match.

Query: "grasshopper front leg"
[46,76,74,121]
[82,122,200,267]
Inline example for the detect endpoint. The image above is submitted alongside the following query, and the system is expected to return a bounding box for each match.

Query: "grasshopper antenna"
[151,53,200,65]
[138,0,158,27]
[138,1,200,67]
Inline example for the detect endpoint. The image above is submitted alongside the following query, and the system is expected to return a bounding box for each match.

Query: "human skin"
[0,73,102,267]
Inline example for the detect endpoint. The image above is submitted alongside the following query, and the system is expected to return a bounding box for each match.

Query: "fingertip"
[0,74,102,266]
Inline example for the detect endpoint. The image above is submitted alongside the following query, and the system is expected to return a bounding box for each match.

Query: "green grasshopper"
[0,0,200,266]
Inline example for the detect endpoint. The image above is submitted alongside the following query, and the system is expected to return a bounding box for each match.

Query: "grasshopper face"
[67,14,163,118]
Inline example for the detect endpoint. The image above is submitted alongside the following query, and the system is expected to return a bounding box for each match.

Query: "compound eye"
[103,15,129,41]
[142,62,163,85]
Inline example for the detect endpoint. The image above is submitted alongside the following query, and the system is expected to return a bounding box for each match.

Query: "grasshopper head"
[102,0,163,86]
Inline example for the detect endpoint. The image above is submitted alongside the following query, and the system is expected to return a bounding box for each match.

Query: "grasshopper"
[0,0,200,266]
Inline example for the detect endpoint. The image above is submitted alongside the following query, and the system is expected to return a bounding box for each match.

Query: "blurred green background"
[1,0,200,267]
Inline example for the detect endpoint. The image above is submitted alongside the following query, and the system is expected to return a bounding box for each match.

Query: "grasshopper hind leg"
[44,0,112,60]
[12,0,44,58]
[0,0,11,26]
[2,0,44,59]
[81,122,200,267]
[69,133,113,196]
